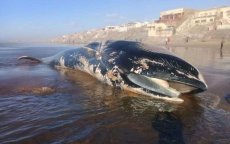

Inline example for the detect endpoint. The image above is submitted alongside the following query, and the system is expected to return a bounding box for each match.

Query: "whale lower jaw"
[122,86,184,103]
[124,73,207,102]
[127,73,181,96]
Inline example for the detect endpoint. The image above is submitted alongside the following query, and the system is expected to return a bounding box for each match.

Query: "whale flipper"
[18,56,42,63]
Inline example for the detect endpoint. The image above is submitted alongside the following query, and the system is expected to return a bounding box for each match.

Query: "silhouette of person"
[185,36,189,43]
[220,47,223,58]
[165,37,171,45]
[220,37,224,58]
[220,37,224,50]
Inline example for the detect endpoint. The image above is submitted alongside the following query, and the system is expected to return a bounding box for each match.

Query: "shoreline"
[50,38,230,49]
[143,38,230,48]
[167,41,230,48]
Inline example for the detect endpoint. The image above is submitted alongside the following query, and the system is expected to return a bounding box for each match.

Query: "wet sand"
[0,43,230,144]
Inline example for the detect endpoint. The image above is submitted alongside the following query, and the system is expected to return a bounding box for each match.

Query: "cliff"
[52,7,230,45]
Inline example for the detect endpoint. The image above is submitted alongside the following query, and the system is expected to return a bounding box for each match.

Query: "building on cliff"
[147,22,175,37]
[126,22,147,29]
[54,6,230,44]
[147,8,194,37]
[157,8,195,26]
[192,6,230,30]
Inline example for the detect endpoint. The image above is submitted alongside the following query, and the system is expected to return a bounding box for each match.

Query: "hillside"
[52,7,230,45]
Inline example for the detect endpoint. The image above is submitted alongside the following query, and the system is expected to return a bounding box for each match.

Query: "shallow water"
[0,43,230,144]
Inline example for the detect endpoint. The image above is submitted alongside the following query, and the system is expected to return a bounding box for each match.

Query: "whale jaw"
[127,73,180,97]
[124,71,207,102]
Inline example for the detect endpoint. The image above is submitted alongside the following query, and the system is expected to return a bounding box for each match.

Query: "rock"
[16,86,55,95]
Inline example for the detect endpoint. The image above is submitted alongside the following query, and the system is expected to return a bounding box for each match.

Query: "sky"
[0,0,230,42]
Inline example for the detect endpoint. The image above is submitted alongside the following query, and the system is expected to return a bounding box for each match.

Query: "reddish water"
[0,43,230,144]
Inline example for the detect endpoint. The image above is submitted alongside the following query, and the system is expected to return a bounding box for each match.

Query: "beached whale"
[18,40,207,102]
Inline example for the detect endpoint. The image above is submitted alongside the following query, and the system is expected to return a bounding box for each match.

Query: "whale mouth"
[127,73,207,98]
[127,73,180,97]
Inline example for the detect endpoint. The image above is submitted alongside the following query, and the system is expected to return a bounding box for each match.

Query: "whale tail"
[18,56,42,63]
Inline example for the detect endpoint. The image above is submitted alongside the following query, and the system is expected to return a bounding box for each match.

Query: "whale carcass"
[19,40,208,102]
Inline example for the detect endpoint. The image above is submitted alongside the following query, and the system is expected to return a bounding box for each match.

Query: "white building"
[104,26,119,31]
[147,22,175,37]
[126,22,147,29]
[117,25,128,32]
[103,25,128,32]
[159,8,195,26]
[192,6,230,27]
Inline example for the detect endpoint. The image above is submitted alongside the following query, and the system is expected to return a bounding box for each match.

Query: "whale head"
[100,41,207,101]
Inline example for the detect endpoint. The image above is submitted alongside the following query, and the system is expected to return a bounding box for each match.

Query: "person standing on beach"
[165,37,168,45]
[220,37,224,58]
[185,36,189,43]
[165,37,170,46]
[220,37,225,50]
